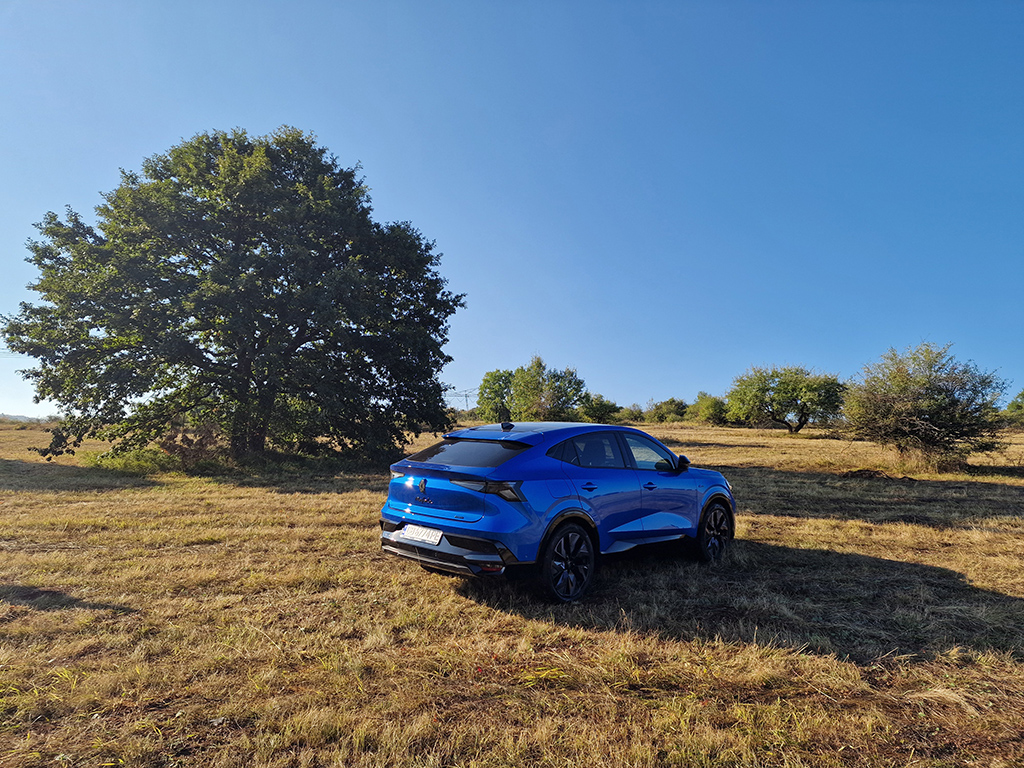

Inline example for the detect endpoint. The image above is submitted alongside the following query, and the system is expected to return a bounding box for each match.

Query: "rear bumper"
[379,519,527,576]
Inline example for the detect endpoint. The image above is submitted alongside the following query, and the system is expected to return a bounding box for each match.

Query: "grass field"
[1,422,1023,767]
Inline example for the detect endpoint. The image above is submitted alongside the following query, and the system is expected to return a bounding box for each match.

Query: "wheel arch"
[701,492,735,516]
[539,510,600,557]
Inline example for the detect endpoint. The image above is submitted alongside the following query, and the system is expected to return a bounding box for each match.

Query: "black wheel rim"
[703,505,731,560]
[550,530,592,600]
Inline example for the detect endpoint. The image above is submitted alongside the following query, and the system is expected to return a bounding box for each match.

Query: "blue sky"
[1,1,1022,418]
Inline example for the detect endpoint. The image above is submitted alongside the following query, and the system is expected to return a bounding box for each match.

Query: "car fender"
[698,485,736,516]
[537,509,599,559]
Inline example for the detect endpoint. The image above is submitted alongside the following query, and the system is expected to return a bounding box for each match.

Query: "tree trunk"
[228,390,275,460]
[247,390,276,456]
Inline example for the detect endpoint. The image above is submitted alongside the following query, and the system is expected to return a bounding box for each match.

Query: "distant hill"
[0,414,38,422]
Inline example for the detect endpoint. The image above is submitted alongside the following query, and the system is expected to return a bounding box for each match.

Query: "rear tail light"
[451,479,524,503]
[390,470,405,479]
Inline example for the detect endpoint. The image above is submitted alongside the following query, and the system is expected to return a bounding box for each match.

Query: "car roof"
[444,422,626,446]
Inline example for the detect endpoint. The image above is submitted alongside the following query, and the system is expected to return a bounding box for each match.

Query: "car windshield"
[406,438,530,468]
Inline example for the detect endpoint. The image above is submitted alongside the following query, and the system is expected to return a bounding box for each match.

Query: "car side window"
[622,433,675,471]
[569,432,626,469]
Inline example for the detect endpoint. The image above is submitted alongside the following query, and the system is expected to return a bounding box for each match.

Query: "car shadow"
[457,541,1024,665]
[0,584,136,615]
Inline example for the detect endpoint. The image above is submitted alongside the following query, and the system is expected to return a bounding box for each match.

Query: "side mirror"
[677,454,691,470]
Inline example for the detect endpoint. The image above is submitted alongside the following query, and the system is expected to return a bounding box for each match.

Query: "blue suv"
[379,422,736,602]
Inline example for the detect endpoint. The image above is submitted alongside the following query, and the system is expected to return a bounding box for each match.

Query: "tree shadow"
[657,436,768,451]
[213,469,390,496]
[717,465,1024,528]
[180,452,393,495]
[0,584,136,614]
[0,458,156,492]
[458,541,1024,665]
[970,464,1024,481]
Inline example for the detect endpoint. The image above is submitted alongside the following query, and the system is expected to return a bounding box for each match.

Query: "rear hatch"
[387,438,531,523]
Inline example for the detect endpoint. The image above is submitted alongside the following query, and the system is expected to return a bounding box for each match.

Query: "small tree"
[844,343,1006,465]
[727,366,845,433]
[686,391,728,425]
[579,393,621,423]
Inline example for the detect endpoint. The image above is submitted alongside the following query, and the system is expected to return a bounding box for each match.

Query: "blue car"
[379,422,736,602]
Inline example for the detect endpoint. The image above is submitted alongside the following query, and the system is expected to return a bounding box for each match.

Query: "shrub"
[686,392,728,425]
[1003,390,1024,430]
[644,398,689,423]
[844,343,1005,467]
[618,404,644,422]
[82,447,183,475]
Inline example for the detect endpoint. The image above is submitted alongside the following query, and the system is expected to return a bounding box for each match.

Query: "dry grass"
[1,422,1023,767]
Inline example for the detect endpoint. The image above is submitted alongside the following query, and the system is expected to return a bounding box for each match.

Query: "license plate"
[401,524,443,546]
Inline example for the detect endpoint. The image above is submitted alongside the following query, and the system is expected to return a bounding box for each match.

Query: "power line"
[445,387,479,410]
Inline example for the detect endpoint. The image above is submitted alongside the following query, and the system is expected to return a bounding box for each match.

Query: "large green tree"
[510,357,587,421]
[726,365,845,433]
[476,369,514,423]
[844,343,1005,463]
[2,127,463,460]
[476,356,587,422]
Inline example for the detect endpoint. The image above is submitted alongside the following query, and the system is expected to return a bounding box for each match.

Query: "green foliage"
[81,447,183,475]
[644,397,689,423]
[686,391,728,425]
[727,366,845,433]
[844,343,1006,464]
[619,404,644,422]
[477,356,587,422]
[2,127,463,461]
[1004,390,1024,429]
[477,369,514,423]
[578,393,621,423]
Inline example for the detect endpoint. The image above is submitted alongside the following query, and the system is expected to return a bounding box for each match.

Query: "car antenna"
[500,422,515,432]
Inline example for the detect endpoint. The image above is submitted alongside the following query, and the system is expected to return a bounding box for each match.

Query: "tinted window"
[566,432,626,469]
[623,433,675,470]
[546,440,575,464]
[407,439,529,467]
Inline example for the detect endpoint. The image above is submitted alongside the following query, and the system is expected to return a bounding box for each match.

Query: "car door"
[620,432,698,536]
[554,431,645,552]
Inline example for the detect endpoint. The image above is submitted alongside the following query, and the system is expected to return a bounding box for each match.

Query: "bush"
[81,447,183,475]
[618,404,644,423]
[644,398,689,423]
[844,343,1005,467]
[1003,390,1024,430]
[686,392,728,425]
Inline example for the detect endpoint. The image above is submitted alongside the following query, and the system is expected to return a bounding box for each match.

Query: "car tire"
[694,500,734,563]
[539,522,596,603]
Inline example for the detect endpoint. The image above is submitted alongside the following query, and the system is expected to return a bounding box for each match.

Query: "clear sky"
[1,1,1022,418]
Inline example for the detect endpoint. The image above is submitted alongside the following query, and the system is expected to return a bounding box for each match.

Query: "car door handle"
[581,483,598,491]
[643,482,658,490]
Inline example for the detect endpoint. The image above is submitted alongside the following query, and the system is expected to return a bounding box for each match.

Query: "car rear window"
[406,438,530,468]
